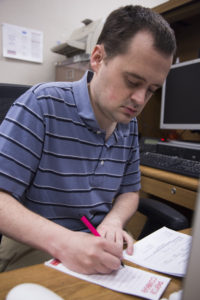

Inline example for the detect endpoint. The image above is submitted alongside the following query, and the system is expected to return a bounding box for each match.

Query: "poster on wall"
[2,23,43,63]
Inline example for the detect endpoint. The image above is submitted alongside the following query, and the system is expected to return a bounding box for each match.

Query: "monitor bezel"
[160,58,200,130]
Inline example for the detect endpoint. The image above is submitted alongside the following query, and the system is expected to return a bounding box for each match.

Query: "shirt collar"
[72,71,99,130]
[72,70,131,139]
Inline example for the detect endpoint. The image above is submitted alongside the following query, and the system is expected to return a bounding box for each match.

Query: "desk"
[0,262,182,300]
[0,229,190,300]
[140,166,199,210]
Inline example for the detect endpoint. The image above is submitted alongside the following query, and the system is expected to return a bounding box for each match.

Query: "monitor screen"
[160,58,200,130]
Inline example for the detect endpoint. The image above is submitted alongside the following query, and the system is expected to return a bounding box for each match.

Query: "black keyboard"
[140,152,200,178]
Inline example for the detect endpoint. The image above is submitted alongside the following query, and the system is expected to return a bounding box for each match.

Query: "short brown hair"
[97,5,176,59]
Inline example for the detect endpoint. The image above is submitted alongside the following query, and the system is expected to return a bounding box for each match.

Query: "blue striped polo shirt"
[0,71,141,231]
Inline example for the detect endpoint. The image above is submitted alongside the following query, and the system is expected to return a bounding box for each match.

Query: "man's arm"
[0,190,123,274]
[97,191,139,255]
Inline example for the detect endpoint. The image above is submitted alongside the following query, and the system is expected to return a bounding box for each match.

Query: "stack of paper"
[123,227,192,277]
[45,258,170,300]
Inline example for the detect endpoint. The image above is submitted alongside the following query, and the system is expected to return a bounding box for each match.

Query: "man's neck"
[88,82,116,141]
[105,123,117,141]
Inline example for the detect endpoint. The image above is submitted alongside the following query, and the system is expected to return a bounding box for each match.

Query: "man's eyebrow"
[126,72,145,81]
[125,72,162,88]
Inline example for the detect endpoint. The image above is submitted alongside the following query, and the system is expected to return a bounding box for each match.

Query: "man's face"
[89,31,173,129]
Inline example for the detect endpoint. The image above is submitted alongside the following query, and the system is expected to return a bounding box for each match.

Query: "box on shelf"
[55,55,90,82]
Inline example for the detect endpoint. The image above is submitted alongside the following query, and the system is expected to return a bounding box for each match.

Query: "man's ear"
[90,45,105,72]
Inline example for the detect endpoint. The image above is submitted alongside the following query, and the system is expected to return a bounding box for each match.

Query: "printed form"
[124,227,192,277]
[45,258,170,300]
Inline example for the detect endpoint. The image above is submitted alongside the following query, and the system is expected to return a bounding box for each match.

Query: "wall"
[0,0,167,85]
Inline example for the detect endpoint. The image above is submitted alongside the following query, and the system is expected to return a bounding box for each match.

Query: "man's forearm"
[101,191,139,228]
[0,190,124,274]
[0,190,71,257]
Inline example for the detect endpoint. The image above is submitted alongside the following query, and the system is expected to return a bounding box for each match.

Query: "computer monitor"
[160,58,200,130]
[0,83,31,124]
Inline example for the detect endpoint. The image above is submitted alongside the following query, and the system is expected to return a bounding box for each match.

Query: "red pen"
[81,215,101,237]
[80,215,124,267]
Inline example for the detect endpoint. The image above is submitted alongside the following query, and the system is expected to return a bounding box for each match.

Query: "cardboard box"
[55,60,90,82]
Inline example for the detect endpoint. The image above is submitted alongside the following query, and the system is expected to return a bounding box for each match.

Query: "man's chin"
[118,117,134,124]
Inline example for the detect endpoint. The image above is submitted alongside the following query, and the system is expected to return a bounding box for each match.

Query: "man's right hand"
[55,231,123,274]
[0,191,122,275]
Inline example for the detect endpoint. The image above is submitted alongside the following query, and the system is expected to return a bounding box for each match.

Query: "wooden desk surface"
[0,229,190,300]
[140,165,199,192]
[0,262,182,300]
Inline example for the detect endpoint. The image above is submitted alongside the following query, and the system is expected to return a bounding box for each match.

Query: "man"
[0,5,176,274]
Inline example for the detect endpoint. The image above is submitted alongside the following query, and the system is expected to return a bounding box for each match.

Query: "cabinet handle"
[171,187,176,194]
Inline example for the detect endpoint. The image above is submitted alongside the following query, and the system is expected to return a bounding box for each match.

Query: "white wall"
[0,0,167,85]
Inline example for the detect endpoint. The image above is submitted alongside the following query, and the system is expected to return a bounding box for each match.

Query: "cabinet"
[140,165,198,210]
[138,0,200,143]
[139,0,200,209]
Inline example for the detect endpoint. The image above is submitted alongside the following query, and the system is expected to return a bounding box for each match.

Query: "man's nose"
[130,88,146,106]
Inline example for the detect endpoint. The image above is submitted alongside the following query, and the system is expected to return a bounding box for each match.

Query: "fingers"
[75,254,119,275]
[123,231,135,255]
[98,225,124,248]
[80,237,121,274]
[115,230,124,250]
[95,250,121,273]
[97,226,108,239]
[98,225,134,255]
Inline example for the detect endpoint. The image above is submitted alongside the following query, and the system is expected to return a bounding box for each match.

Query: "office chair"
[0,83,31,243]
[0,83,31,124]
[137,197,189,239]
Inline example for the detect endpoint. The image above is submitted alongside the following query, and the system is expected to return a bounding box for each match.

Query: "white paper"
[45,259,170,300]
[2,23,43,63]
[124,227,192,277]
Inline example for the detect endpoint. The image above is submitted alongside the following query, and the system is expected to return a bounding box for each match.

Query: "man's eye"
[148,88,157,95]
[148,89,155,94]
[126,80,137,88]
